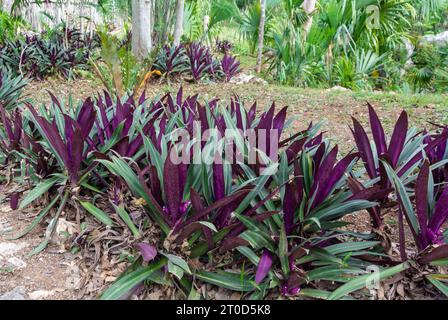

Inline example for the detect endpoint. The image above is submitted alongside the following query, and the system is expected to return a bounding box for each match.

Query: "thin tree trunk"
[256,0,266,74]
[160,0,171,44]
[302,0,316,38]
[173,0,184,46]
[132,0,153,61]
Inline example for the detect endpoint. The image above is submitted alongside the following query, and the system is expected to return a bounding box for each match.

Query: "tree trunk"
[173,0,185,46]
[132,0,153,61]
[302,0,316,37]
[256,0,266,74]
[160,0,171,45]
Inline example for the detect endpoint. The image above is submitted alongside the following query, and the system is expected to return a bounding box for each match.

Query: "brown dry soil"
[1,78,447,300]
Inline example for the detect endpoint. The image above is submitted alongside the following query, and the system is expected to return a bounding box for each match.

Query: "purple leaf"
[352,117,376,179]
[273,106,288,137]
[213,162,225,201]
[283,183,297,235]
[429,185,448,233]
[387,111,408,167]
[418,244,448,264]
[135,243,157,262]
[255,250,273,284]
[221,54,240,82]
[10,192,19,210]
[368,103,387,156]
[163,152,181,222]
[313,153,358,207]
[415,160,430,246]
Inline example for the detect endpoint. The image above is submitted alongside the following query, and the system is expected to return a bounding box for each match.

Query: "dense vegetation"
[0,0,447,300]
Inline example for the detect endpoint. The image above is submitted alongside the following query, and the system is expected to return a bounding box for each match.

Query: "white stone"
[7,257,27,269]
[0,242,28,256]
[28,290,55,300]
[0,286,26,300]
[327,85,351,92]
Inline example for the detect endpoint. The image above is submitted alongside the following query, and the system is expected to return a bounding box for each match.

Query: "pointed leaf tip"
[255,250,273,284]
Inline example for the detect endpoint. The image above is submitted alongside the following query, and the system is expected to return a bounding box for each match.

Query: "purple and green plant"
[154,44,189,79]
[351,104,447,228]
[384,160,448,260]
[215,39,233,54]
[186,42,215,82]
[221,54,240,82]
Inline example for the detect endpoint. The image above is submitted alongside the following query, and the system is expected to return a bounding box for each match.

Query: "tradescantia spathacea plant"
[384,160,448,258]
[2,83,448,300]
[221,54,241,82]
[350,103,447,229]
[153,44,189,80]
[0,71,28,111]
[0,25,98,80]
[211,137,398,298]
[382,158,448,298]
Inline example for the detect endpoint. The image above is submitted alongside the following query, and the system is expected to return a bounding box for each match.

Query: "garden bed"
[1,78,448,300]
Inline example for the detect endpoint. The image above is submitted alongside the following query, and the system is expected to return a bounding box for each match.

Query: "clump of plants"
[0,24,99,80]
[215,39,233,54]
[0,70,28,110]
[153,42,241,83]
[0,83,447,300]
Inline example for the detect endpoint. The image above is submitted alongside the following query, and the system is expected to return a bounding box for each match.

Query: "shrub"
[1,88,447,300]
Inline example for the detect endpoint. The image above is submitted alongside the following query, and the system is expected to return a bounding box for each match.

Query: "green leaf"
[112,204,140,237]
[328,262,410,300]
[426,274,448,297]
[240,230,276,252]
[8,195,60,240]
[162,253,191,275]
[99,122,125,153]
[190,227,231,258]
[237,246,260,266]
[98,157,170,235]
[382,161,419,233]
[309,248,344,266]
[195,270,255,292]
[430,258,448,267]
[168,260,184,280]
[28,238,50,257]
[188,287,202,300]
[196,221,218,233]
[27,193,69,256]
[307,266,361,282]
[299,288,331,300]
[19,176,60,209]
[278,225,290,278]
[326,241,381,255]
[80,201,115,226]
[101,257,168,300]
[146,269,172,286]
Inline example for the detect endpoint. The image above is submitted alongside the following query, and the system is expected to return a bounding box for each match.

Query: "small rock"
[0,286,26,300]
[230,73,268,85]
[28,290,55,300]
[56,218,77,236]
[0,204,12,213]
[327,85,351,92]
[0,242,28,256]
[7,257,27,269]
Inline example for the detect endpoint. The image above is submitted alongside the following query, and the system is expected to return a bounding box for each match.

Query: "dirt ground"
[1,78,447,300]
